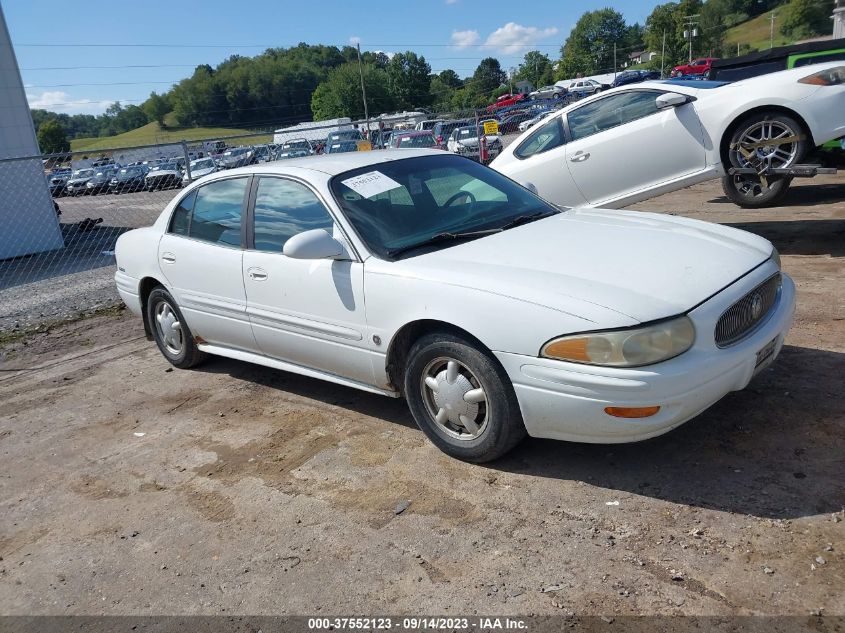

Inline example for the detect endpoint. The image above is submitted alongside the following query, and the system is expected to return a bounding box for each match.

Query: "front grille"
[714,273,782,347]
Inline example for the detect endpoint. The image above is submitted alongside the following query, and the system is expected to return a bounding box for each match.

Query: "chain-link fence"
[0,95,585,334]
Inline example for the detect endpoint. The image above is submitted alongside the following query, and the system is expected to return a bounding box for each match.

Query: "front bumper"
[495,264,795,443]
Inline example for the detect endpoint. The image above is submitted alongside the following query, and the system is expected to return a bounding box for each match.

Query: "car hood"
[386,208,773,324]
[189,167,216,177]
[456,135,501,147]
[147,169,180,177]
[67,177,92,184]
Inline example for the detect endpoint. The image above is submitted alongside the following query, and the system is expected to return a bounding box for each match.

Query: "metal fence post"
[181,141,192,183]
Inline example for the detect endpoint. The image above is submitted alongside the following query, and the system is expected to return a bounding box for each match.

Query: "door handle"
[247,267,268,281]
[161,252,176,263]
[570,152,590,162]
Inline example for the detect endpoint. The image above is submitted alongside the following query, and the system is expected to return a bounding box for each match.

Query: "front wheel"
[404,332,526,462]
[721,112,808,208]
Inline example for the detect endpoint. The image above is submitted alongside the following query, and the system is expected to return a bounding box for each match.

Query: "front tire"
[404,332,526,462]
[146,288,206,369]
[721,111,808,208]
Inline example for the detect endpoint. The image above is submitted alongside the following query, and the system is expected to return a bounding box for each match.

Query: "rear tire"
[721,111,808,208]
[146,287,206,369]
[404,332,526,462]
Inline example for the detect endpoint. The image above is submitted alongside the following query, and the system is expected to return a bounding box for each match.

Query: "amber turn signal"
[604,406,661,418]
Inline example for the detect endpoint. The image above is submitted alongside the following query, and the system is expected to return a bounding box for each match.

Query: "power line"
[15,41,564,48]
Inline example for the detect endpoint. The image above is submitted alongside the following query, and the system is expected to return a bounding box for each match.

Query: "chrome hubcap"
[732,120,799,197]
[421,357,488,440]
[155,301,183,355]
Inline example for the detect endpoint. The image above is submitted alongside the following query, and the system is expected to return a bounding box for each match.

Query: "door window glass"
[514,116,564,159]
[253,178,335,252]
[169,190,197,236]
[189,177,248,246]
[567,91,664,141]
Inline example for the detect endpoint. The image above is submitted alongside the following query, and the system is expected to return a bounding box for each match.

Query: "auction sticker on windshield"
[341,171,402,198]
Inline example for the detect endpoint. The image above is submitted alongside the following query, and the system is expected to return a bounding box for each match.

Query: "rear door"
[157,176,258,352]
[563,89,707,207]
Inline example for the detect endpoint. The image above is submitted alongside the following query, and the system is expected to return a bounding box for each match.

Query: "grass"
[723,5,793,53]
[71,119,274,152]
[0,304,126,348]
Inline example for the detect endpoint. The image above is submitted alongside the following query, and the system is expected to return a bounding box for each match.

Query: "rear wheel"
[404,332,526,462]
[721,112,809,208]
[146,288,206,369]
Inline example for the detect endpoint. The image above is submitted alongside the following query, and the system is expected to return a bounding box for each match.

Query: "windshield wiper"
[387,228,501,258]
[498,209,560,231]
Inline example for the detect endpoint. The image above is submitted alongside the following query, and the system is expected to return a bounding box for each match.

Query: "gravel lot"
[0,176,843,617]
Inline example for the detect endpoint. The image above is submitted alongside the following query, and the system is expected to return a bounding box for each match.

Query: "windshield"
[397,134,435,148]
[328,130,361,142]
[283,140,309,150]
[152,162,178,171]
[224,148,247,156]
[192,159,214,170]
[330,154,558,259]
[73,169,94,178]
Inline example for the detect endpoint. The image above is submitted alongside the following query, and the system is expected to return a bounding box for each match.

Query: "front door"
[564,89,707,207]
[157,176,257,352]
[495,115,588,207]
[242,176,373,385]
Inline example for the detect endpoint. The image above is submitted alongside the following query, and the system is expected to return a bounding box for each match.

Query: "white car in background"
[115,150,793,462]
[182,157,217,185]
[492,63,845,209]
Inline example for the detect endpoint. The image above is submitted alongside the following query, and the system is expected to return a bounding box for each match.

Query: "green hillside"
[71,119,273,152]
[724,5,793,53]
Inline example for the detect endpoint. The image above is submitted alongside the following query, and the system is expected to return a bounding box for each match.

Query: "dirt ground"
[0,176,843,617]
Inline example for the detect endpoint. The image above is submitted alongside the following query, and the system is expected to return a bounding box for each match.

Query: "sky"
[4,0,657,116]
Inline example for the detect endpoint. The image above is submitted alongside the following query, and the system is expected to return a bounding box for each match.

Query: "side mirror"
[521,181,539,195]
[655,92,689,109]
[283,229,346,260]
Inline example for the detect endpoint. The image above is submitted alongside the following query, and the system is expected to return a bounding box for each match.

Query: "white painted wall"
[0,3,64,260]
[834,0,845,39]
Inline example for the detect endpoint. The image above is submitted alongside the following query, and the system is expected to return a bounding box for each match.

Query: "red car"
[487,92,526,112]
[672,57,718,77]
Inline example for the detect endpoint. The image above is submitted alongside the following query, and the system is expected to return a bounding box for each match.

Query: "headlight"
[770,247,781,270]
[541,316,696,367]
[798,66,845,86]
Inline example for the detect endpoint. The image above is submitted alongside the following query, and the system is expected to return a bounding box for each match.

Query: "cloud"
[26,90,113,115]
[484,22,559,54]
[349,35,361,45]
[450,29,480,48]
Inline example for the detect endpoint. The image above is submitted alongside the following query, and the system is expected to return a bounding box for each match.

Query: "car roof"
[219,148,444,177]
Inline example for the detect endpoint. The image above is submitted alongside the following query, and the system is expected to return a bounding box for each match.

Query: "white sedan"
[114,150,794,462]
[492,63,845,209]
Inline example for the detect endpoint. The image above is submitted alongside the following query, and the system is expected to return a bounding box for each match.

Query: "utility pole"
[769,12,777,49]
[661,29,666,77]
[613,42,617,80]
[683,14,700,63]
[356,43,370,135]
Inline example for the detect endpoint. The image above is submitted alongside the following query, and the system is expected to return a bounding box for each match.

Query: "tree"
[142,92,170,126]
[37,119,69,154]
[387,51,432,109]
[643,0,705,70]
[438,69,463,89]
[558,8,628,79]
[514,51,554,88]
[472,57,507,95]
[311,62,395,120]
[780,0,831,40]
